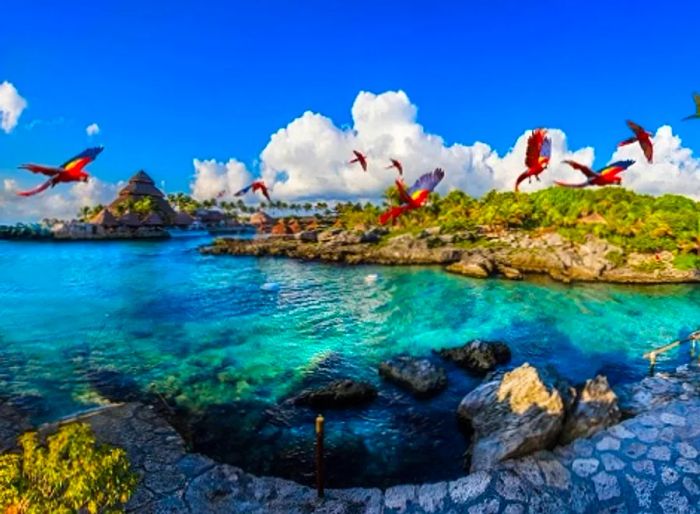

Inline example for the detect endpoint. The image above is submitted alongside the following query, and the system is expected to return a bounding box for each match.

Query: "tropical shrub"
[338,186,700,263]
[0,422,138,514]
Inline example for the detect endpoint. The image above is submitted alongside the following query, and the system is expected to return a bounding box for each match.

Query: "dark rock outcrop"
[458,363,566,471]
[293,379,378,408]
[559,375,621,444]
[437,340,511,375]
[378,356,447,398]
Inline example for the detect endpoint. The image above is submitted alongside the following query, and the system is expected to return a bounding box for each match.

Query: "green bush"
[0,422,138,514]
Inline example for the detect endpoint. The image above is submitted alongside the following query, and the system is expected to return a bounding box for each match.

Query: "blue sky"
[1,0,700,197]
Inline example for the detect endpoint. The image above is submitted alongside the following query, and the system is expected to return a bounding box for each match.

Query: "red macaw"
[618,120,653,163]
[514,129,551,192]
[555,160,635,188]
[379,168,445,225]
[386,159,403,176]
[234,180,271,202]
[349,150,368,172]
[16,147,104,197]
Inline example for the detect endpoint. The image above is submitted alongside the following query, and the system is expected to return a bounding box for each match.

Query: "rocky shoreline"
[2,360,698,513]
[200,227,700,284]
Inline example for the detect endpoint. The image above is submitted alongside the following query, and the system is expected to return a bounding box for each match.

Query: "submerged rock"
[437,340,511,375]
[458,363,565,471]
[559,375,620,444]
[378,356,447,398]
[293,379,377,408]
[0,400,32,452]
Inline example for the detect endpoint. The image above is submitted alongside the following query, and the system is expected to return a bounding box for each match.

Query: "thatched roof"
[173,211,194,226]
[250,211,273,225]
[89,208,119,227]
[579,213,607,225]
[119,212,142,227]
[142,213,164,226]
[108,170,176,223]
[117,170,165,198]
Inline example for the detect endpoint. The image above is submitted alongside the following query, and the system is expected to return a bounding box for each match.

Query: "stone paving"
[62,397,700,513]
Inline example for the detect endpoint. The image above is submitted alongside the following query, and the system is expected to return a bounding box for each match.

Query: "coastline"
[6,362,699,513]
[200,228,700,285]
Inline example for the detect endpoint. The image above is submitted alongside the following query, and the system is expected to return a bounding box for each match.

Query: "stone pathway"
[64,397,700,513]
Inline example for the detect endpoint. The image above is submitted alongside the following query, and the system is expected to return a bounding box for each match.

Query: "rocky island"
[200,187,700,284]
[201,226,700,284]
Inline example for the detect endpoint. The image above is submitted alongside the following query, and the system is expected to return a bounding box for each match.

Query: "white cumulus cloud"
[256,90,594,200]
[0,178,118,224]
[610,125,700,199]
[86,123,100,136]
[190,158,253,201]
[191,90,700,203]
[0,81,28,133]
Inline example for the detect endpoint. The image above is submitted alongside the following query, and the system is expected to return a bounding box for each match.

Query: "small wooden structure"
[89,208,119,228]
[643,331,700,375]
[143,213,164,227]
[119,212,142,228]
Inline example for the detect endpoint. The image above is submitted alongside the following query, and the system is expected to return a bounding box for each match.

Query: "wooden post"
[315,414,325,498]
[649,352,657,376]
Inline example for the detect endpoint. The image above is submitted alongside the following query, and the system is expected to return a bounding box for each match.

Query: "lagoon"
[0,235,698,486]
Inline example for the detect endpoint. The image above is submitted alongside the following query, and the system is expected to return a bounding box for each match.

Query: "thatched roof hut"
[89,208,119,227]
[119,212,142,228]
[173,211,194,227]
[579,213,607,225]
[109,170,176,223]
[250,211,273,227]
[143,213,164,227]
[197,209,225,224]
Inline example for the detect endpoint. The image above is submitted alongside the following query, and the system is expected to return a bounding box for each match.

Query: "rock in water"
[437,340,511,375]
[445,254,494,278]
[559,375,621,444]
[457,363,565,471]
[293,379,377,408]
[378,356,447,398]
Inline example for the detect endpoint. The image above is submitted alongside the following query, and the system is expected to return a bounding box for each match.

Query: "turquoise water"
[0,235,698,486]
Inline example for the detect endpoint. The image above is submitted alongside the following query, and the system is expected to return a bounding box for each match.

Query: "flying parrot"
[555,160,635,188]
[386,159,403,176]
[683,92,700,121]
[514,129,551,192]
[16,147,104,197]
[234,180,271,202]
[618,120,653,163]
[349,150,368,172]
[379,168,445,225]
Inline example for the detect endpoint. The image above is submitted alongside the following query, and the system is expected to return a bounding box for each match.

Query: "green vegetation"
[0,422,138,514]
[337,186,700,260]
[77,204,105,222]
